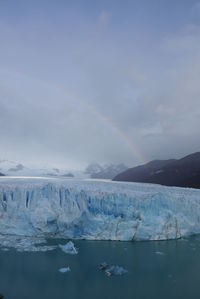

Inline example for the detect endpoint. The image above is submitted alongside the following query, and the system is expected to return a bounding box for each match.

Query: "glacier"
[0,177,200,241]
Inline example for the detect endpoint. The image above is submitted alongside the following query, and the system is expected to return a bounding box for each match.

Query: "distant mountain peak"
[85,163,128,180]
[8,164,25,172]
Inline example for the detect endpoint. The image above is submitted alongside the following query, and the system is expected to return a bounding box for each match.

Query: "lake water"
[1,236,200,299]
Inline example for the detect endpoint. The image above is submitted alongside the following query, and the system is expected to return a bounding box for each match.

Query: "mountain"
[113,152,200,189]
[0,159,80,178]
[84,163,104,176]
[0,160,24,176]
[85,163,128,180]
[61,173,74,178]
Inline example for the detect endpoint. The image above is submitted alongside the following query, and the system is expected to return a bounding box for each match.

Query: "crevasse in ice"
[0,177,200,241]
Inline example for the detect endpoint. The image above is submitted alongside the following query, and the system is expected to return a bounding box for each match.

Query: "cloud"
[98,11,111,27]
[191,1,200,18]
[1,1,200,168]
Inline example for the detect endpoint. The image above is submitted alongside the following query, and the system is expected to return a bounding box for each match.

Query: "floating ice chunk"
[29,245,57,252]
[59,267,71,273]
[0,234,57,252]
[59,241,78,255]
[98,262,109,270]
[155,251,165,255]
[105,265,128,276]
[98,262,128,276]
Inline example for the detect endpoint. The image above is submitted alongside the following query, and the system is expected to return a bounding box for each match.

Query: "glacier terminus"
[0,177,200,241]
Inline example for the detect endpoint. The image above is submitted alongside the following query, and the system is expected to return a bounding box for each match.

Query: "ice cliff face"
[0,177,200,241]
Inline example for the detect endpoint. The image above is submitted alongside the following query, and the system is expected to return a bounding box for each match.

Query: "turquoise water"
[1,237,200,299]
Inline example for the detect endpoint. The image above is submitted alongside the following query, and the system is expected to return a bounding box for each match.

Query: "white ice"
[1,177,200,241]
[59,267,71,273]
[0,234,57,252]
[59,241,78,254]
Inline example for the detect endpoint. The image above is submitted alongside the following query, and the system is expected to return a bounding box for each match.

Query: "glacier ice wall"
[0,177,200,241]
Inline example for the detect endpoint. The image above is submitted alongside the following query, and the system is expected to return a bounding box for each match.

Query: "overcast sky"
[1,0,200,169]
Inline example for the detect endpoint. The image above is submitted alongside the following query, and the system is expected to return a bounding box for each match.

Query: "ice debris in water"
[59,267,71,273]
[1,248,9,252]
[98,262,128,276]
[155,251,165,256]
[59,241,78,255]
[0,234,57,252]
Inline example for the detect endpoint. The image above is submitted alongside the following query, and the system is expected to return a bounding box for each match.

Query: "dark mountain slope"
[113,152,200,189]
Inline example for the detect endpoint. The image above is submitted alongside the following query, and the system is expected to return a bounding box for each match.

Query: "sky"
[1,0,200,170]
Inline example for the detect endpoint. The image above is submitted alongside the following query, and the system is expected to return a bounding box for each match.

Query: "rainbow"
[3,69,147,165]
[85,100,147,165]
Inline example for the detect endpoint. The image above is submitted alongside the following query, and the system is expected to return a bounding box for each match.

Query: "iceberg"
[1,177,200,241]
[59,241,78,255]
[105,266,128,277]
[59,267,71,273]
[98,262,128,276]
[155,251,165,256]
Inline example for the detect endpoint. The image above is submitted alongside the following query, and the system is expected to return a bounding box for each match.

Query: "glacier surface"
[0,177,200,241]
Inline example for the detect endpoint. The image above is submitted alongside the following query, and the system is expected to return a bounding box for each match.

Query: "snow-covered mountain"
[0,159,127,180]
[0,159,82,178]
[0,177,200,241]
[85,163,128,179]
[0,160,28,176]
